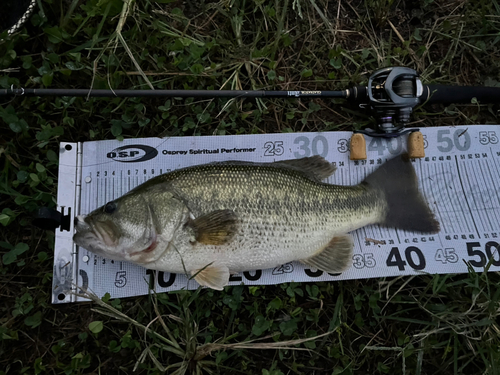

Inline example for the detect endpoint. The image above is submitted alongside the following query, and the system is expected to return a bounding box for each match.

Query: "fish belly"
[148,203,383,274]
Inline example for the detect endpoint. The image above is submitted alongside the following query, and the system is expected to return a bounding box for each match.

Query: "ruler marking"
[450,157,474,233]
[485,157,500,215]
[431,162,451,234]
[464,159,486,233]
[439,162,457,233]
[471,159,491,231]
[455,155,480,238]
[476,159,495,232]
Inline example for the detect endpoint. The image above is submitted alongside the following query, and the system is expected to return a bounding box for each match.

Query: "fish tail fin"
[364,154,440,233]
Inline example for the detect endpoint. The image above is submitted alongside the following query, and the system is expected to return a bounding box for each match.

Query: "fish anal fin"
[300,235,353,273]
[276,156,336,181]
[192,264,230,290]
[188,209,239,245]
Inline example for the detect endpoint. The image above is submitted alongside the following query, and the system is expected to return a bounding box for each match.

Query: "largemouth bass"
[73,155,439,290]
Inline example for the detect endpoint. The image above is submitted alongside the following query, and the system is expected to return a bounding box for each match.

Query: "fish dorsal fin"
[300,235,353,273]
[187,209,239,245]
[192,264,230,290]
[274,156,336,181]
[208,156,335,181]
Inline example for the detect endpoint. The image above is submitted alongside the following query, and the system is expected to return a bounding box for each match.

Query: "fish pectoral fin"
[192,264,230,290]
[300,235,353,273]
[276,156,336,181]
[188,209,238,245]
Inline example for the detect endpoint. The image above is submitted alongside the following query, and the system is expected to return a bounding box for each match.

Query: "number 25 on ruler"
[264,141,284,156]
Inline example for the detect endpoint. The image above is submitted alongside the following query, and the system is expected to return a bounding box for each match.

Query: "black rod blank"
[3,85,500,105]
[0,88,349,99]
[422,85,500,104]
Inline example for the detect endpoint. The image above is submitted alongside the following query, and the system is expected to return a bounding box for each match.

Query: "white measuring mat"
[52,125,500,303]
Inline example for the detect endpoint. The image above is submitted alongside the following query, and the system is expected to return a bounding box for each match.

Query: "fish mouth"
[73,215,118,249]
[74,215,90,232]
[92,221,120,247]
[73,228,103,256]
[73,216,95,245]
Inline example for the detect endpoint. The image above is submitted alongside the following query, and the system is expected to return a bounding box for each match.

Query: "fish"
[73,154,440,290]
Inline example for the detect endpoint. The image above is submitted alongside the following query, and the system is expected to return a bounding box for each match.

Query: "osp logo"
[106,145,158,163]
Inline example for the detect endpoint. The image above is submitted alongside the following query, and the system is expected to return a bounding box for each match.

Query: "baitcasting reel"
[353,67,423,136]
[346,67,426,159]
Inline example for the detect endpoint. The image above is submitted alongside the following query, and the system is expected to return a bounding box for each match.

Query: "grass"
[1,0,500,373]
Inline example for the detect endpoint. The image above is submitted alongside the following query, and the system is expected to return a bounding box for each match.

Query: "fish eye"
[104,201,117,214]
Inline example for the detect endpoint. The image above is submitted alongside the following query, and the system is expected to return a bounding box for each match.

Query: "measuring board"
[52,125,500,304]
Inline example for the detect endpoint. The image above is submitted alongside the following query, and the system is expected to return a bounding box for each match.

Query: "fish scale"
[139,164,385,273]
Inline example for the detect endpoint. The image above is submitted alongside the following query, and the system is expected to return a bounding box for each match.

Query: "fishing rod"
[3,67,500,133]
[1,87,348,99]
[4,67,500,158]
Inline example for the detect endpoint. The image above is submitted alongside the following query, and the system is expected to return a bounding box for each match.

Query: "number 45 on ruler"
[435,248,459,264]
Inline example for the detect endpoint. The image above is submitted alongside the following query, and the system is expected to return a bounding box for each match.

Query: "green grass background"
[1,0,500,374]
